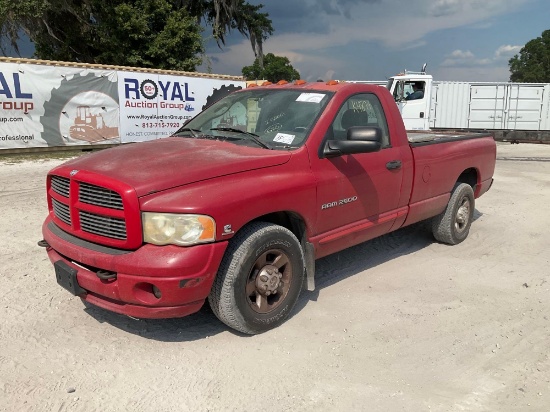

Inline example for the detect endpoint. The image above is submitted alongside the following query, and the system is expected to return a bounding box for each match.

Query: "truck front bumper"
[42,217,228,319]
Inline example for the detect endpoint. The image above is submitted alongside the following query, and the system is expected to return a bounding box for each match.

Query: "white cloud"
[440,44,523,69]
[203,0,530,80]
[441,58,490,67]
[450,50,475,59]
[494,44,522,58]
[429,0,463,17]
[440,49,489,67]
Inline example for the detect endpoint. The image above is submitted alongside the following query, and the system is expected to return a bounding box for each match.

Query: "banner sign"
[118,72,244,143]
[0,63,119,149]
[0,61,245,149]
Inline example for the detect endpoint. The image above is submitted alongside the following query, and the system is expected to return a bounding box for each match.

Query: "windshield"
[174,89,333,150]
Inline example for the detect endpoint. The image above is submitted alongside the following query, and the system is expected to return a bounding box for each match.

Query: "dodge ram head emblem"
[70,170,79,177]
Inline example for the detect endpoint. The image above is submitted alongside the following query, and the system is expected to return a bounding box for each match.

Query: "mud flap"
[304,242,315,291]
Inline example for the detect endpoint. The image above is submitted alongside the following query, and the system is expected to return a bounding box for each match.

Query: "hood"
[56,137,291,196]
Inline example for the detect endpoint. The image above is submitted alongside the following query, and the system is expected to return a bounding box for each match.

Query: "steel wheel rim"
[455,197,471,233]
[245,248,293,314]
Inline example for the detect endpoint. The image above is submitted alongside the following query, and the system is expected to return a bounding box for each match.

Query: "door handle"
[386,160,402,170]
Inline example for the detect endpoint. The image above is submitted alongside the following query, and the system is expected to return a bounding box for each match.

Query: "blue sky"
[200,0,549,82]
[7,0,549,83]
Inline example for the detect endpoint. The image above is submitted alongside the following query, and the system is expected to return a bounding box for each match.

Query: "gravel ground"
[0,143,549,411]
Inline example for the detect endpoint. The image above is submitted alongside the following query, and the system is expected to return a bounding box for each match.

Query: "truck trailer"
[385,69,550,143]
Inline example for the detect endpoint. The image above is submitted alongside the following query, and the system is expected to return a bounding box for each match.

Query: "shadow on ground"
[83,210,483,341]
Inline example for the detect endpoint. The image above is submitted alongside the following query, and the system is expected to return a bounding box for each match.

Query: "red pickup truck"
[41,81,496,334]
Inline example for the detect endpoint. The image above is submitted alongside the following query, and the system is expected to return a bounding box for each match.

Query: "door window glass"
[330,93,390,147]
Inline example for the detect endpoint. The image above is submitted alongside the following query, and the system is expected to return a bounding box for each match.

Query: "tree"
[0,0,272,71]
[242,53,300,82]
[184,1,273,68]
[509,29,550,82]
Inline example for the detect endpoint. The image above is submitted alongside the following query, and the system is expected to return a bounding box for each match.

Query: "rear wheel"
[432,183,475,245]
[208,222,305,334]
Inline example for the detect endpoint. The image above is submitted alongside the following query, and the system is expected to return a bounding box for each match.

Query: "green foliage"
[0,0,273,71]
[187,0,272,61]
[242,53,300,82]
[509,30,550,82]
[94,1,204,71]
[0,0,204,70]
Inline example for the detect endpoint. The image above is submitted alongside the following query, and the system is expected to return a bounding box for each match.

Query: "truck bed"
[407,130,492,146]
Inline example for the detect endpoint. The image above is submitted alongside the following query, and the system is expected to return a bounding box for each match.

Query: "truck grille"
[80,211,127,240]
[52,198,71,225]
[51,176,70,197]
[49,173,137,247]
[79,182,123,210]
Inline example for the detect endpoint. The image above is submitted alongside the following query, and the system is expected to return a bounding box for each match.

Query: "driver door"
[310,93,405,256]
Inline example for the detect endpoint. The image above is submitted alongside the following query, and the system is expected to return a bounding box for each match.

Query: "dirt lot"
[1,143,549,411]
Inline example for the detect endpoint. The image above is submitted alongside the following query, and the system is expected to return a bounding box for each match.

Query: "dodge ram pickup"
[40,81,496,334]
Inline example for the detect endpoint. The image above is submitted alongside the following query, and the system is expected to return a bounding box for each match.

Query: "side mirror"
[323,127,383,158]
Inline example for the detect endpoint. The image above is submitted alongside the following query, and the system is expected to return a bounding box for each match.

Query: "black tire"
[432,183,475,245]
[208,222,305,334]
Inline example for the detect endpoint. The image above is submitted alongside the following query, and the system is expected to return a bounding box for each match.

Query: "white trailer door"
[505,85,545,130]
[431,82,470,129]
[468,85,507,129]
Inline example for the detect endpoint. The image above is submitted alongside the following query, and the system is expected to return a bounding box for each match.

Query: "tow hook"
[96,270,117,280]
[37,240,50,248]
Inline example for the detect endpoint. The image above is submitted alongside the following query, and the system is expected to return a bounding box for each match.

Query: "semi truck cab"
[387,68,433,131]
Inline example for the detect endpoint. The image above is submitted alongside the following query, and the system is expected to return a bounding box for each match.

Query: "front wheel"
[208,222,305,334]
[432,183,475,245]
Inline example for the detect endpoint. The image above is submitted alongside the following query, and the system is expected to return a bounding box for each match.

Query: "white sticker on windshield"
[296,93,325,103]
[274,133,295,144]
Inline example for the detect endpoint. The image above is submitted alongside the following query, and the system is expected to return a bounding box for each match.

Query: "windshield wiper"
[210,127,272,149]
[173,127,201,137]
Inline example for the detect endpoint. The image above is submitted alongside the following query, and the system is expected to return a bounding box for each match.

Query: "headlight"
[142,213,216,246]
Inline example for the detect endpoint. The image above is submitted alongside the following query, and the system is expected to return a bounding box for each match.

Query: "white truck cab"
[387,65,432,131]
